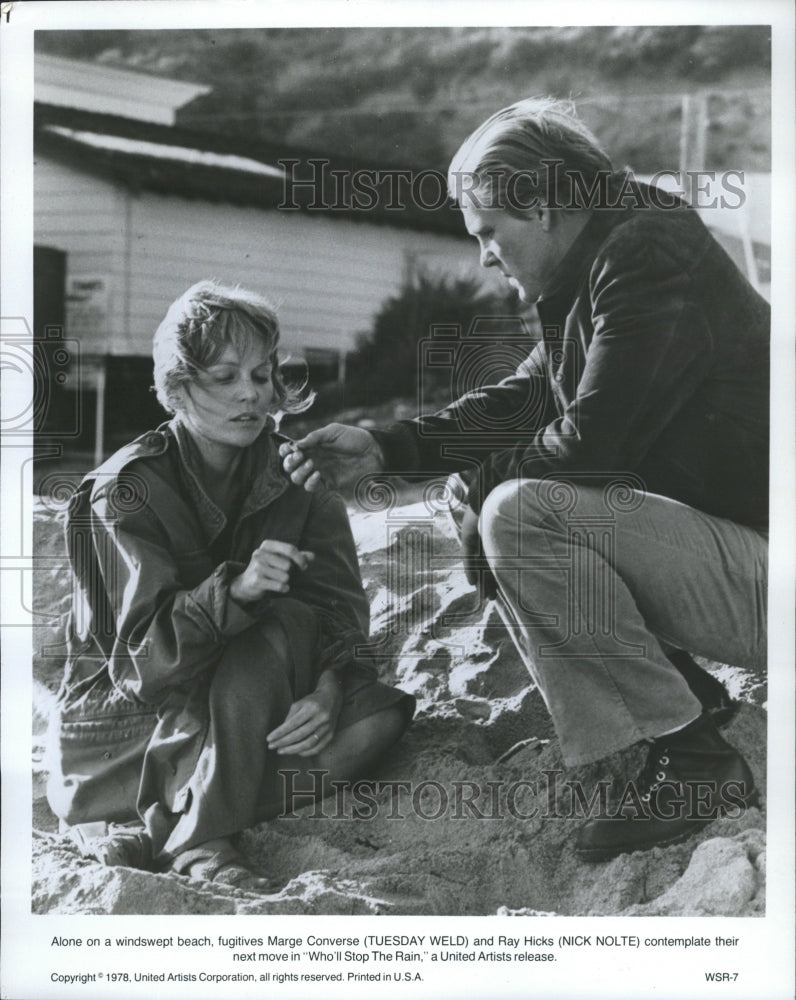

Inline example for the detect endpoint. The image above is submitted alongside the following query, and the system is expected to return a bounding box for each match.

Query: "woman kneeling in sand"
[47,280,414,888]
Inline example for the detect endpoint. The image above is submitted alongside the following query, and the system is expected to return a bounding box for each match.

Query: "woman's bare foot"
[170,838,271,891]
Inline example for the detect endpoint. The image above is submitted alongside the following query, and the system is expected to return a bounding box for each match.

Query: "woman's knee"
[258,597,320,665]
[209,626,294,709]
[365,705,408,749]
[347,705,408,754]
[315,706,408,773]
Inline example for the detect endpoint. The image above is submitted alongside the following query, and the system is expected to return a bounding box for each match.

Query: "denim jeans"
[452,476,767,766]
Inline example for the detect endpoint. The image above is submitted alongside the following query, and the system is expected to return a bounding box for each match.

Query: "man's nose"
[480,247,498,268]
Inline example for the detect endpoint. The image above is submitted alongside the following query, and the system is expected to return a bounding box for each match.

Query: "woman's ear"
[169,383,188,413]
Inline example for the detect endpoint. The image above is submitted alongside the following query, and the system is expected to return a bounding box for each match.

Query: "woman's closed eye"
[208,367,272,385]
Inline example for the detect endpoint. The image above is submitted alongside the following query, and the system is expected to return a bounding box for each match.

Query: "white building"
[34,55,496,460]
[35,53,212,125]
[35,129,487,362]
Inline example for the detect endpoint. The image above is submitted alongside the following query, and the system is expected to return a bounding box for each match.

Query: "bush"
[344,267,529,411]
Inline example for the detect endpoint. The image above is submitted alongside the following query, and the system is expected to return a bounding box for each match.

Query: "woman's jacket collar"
[82,417,289,533]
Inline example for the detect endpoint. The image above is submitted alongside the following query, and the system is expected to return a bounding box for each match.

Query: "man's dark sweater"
[372,189,770,530]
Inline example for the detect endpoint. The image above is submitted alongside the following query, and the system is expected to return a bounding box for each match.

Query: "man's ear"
[537,207,553,232]
[515,206,551,229]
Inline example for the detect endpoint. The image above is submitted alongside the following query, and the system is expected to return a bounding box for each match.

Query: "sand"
[31,495,767,916]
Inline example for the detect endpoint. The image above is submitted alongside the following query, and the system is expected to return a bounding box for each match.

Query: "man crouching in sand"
[282,98,768,861]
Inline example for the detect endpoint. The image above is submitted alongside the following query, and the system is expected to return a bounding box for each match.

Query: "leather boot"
[575,713,757,863]
[666,649,738,725]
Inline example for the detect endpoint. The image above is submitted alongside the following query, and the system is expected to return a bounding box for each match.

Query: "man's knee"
[480,477,615,555]
[480,478,547,556]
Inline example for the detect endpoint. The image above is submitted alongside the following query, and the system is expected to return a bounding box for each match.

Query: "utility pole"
[679,92,709,174]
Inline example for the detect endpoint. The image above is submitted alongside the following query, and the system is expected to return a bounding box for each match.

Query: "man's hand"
[280,423,385,494]
[266,672,344,756]
[460,504,498,602]
[229,541,314,604]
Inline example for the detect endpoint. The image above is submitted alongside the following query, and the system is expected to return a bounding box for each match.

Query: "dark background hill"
[36,26,771,172]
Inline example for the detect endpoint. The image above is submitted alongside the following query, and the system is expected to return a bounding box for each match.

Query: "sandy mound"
[31,495,767,916]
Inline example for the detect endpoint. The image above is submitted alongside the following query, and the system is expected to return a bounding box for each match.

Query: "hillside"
[35,26,771,172]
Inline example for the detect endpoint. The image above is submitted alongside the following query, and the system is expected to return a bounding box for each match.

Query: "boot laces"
[638,746,674,804]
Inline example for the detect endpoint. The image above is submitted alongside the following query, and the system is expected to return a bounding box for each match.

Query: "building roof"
[44,125,285,180]
[34,103,465,237]
[35,53,211,126]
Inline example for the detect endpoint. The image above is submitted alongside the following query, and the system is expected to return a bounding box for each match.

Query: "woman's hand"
[266,672,344,756]
[280,424,385,495]
[229,540,314,604]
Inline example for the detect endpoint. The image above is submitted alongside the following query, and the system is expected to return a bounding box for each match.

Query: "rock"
[736,826,766,861]
[454,697,492,720]
[621,837,760,916]
[497,906,557,916]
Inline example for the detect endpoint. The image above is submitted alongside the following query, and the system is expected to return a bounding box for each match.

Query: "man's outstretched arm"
[282,342,553,490]
[280,423,386,493]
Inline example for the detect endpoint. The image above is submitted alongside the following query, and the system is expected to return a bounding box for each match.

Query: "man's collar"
[537,209,619,310]
[537,177,691,312]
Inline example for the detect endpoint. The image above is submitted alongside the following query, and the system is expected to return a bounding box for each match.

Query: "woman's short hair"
[447,97,615,214]
[152,280,314,415]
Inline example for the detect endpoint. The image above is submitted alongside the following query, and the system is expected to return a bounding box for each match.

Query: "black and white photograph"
[1,1,794,998]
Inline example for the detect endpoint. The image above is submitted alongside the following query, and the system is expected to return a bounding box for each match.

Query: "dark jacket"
[61,419,372,706]
[48,419,374,825]
[373,192,770,529]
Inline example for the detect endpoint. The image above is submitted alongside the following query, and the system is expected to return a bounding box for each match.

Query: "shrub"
[344,267,529,411]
